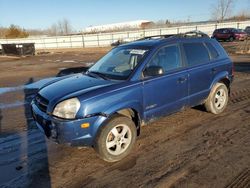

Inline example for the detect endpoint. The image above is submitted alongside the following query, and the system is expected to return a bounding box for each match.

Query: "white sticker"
[130,49,147,55]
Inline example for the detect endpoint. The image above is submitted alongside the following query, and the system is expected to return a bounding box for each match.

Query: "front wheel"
[204,83,229,114]
[229,36,234,42]
[94,115,137,162]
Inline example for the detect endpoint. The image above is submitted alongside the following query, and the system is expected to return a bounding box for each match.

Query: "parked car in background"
[32,32,234,162]
[245,26,250,37]
[212,28,247,41]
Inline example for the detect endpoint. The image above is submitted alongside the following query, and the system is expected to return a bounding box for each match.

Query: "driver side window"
[144,45,182,77]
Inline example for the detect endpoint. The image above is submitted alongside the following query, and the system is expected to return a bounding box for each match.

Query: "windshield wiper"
[87,71,109,80]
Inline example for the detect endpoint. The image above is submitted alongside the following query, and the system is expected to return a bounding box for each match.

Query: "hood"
[39,74,114,103]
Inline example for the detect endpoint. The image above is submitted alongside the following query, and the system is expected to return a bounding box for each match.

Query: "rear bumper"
[31,101,107,146]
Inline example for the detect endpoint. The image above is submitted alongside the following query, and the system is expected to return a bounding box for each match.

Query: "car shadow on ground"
[23,78,51,187]
[192,105,207,112]
[19,67,91,186]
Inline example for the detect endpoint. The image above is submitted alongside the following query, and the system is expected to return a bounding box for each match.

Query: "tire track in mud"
[225,168,250,188]
[156,122,250,188]
[142,118,249,188]
[230,88,250,104]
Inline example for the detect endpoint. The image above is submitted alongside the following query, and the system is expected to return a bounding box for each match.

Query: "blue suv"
[32,33,234,162]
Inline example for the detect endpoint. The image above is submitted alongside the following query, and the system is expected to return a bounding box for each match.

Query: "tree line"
[0,19,73,39]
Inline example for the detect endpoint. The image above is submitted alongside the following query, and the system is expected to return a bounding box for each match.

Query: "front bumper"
[31,101,107,146]
[235,35,247,41]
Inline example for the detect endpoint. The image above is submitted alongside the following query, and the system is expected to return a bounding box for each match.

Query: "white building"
[83,20,153,33]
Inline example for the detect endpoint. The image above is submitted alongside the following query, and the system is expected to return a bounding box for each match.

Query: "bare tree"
[48,19,72,36]
[57,19,72,35]
[211,0,234,22]
[48,23,59,36]
[62,19,72,35]
[57,20,64,35]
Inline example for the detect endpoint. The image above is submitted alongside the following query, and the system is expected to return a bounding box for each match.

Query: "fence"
[0,20,250,50]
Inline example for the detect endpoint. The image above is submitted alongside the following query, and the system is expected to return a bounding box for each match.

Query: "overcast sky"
[0,0,249,31]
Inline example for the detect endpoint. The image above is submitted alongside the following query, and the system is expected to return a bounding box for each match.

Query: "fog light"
[81,123,90,128]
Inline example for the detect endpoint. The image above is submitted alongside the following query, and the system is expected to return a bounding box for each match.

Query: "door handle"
[177,77,187,83]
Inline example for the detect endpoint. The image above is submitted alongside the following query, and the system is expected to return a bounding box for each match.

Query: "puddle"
[0,86,24,95]
[84,62,95,66]
[60,61,95,65]
[62,60,76,63]
[0,101,26,109]
[0,77,61,109]
[0,77,58,95]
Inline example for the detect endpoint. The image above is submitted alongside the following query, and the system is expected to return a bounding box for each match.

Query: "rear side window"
[205,42,219,60]
[183,43,210,66]
[222,29,229,33]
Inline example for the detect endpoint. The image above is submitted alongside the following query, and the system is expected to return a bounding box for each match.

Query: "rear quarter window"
[183,43,210,66]
[205,42,219,60]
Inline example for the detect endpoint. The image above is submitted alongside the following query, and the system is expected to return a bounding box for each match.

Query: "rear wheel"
[94,115,137,162]
[229,36,234,42]
[205,83,229,114]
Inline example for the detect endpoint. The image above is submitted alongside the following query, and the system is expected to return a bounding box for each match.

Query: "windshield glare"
[88,47,148,80]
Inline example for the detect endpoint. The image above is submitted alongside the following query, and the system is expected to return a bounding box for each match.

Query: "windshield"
[237,29,244,32]
[88,47,149,80]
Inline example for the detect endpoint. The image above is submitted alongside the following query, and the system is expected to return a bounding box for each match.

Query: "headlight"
[53,98,80,119]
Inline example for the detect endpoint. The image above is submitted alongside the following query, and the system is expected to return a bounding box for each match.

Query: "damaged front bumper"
[31,101,107,147]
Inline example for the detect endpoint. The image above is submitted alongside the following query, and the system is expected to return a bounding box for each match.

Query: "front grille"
[34,94,49,112]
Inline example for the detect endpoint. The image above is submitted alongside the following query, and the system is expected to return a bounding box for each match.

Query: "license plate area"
[32,107,52,137]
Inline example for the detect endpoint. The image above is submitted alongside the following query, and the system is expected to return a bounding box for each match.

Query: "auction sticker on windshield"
[130,49,147,55]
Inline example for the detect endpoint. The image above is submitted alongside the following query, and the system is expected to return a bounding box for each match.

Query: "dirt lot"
[0,44,249,188]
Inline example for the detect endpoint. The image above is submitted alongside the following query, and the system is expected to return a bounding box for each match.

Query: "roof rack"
[137,30,209,41]
[111,30,210,46]
[136,34,175,41]
[176,30,209,38]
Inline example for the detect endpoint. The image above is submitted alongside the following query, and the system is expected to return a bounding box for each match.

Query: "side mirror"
[144,65,164,77]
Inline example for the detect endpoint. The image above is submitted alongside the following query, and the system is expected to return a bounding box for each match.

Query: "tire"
[229,36,234,42]
[205,83,229,114]
[94,115,137,162]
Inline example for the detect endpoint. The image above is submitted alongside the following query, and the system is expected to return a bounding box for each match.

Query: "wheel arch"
[93,106,142,143]
[210,71,231,93]
[113,108,141,136]
[219,77,230,92]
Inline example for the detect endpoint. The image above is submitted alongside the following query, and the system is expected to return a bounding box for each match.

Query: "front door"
[142,44,188,121]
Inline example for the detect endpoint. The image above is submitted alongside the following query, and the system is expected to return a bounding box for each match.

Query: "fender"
[88,100,143,143]
[209,71,230,90]
[104,100,143,119]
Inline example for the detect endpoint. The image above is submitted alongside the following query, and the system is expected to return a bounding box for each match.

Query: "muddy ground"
[0,44,249,188]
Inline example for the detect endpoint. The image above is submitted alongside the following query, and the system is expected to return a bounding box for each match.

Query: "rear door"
[182,42,213,106]
[142,44,188,121]
[217,29,229,40]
